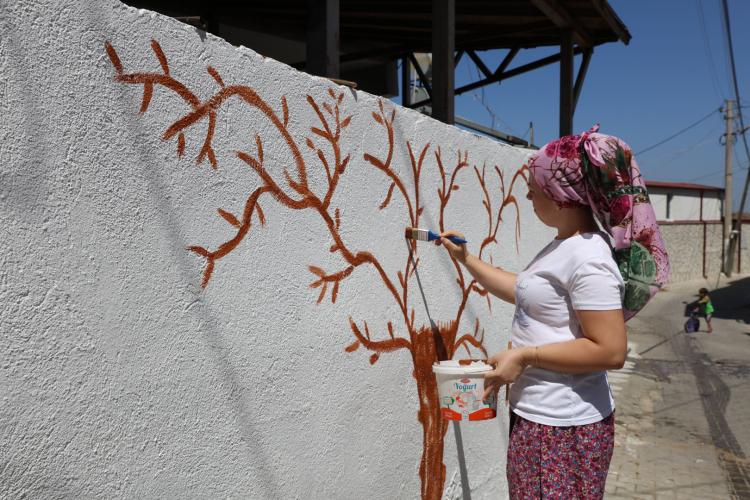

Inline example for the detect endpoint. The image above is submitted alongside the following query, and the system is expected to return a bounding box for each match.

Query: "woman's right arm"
[438,230,518,304]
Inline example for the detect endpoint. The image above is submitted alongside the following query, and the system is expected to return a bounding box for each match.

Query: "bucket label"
[435,373,497,422]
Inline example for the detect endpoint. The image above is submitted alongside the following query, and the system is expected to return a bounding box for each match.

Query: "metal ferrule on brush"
[405,227,439,242]
[405,227,430,241]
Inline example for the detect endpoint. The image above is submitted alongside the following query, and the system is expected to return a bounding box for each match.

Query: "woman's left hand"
[482,347,529,401]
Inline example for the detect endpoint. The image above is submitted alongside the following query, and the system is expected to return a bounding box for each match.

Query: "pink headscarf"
[528,125,670,321]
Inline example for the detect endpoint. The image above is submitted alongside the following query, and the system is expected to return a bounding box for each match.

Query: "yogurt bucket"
[432,360,496,422]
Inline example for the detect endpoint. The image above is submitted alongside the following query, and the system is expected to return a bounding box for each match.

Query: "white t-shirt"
[509,231,625,426]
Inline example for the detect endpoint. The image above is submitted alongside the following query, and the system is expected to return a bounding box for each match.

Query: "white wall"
[672,190,702,220]
[703,191,723,220]
[650,192,668,220]
[649,188,723,221]
[0,2,554,499]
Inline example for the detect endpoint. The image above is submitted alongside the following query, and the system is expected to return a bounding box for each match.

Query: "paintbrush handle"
[446,236,467,245]
[505,341,512,406]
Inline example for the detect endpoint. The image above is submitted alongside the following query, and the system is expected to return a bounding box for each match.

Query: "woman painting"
[439,126,669,499]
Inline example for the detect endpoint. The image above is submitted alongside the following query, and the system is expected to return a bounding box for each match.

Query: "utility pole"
[723,99,734,276]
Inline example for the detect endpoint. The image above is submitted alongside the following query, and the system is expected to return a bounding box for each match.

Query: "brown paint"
[177,133,185,158]
[107,41,528,500]
[207,66,224,88]
[151,39,169,76]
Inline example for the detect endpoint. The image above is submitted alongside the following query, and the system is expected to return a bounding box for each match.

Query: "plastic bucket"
[432,360,496,422]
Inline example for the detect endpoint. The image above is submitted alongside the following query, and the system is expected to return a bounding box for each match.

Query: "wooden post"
[530,121,534,146]
[306,0,339,78]
[572,49,593,115]
[432,0,455,125]
[402,56,412,107]
[559,29,574,137]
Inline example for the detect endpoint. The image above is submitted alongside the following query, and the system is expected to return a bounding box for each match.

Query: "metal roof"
[645,181,724,192]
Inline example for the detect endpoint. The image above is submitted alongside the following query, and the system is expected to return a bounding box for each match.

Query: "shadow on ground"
[681,276,750,324]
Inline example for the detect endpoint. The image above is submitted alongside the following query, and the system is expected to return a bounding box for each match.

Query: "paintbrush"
[405,227,467,245]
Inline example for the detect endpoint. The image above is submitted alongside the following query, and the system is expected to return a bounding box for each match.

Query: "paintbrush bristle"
[404,227,429,241]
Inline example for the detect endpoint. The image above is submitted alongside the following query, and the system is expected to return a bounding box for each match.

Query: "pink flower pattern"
[507,411,615,499]
[527,125,670,320]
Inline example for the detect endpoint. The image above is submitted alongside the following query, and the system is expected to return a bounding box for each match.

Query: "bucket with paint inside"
[432,360,496,422]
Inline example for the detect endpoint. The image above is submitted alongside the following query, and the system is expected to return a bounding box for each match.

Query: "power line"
[718,0,736,97]
[695,0,725,101]
[640,134,717,167]
[733,140,749,171]
[720,0,750,274]
[634,108,720,156]
[466,53,521,138]
[641,128,718,177]
[687,168,725,183]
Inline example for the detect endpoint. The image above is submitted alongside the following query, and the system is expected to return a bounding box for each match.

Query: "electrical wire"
[733,141,749,171]
[521,124,531,141]
[696,0,726,101]
[466,54,521,137]
[640,134,717,167]
[641,128,718,177]
[718,0,736,97]
[634,108,720,156]
[687,168,725,183]
[719,0,750,269]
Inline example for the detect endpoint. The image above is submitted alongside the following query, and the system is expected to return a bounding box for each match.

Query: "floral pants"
[507,411,615,499]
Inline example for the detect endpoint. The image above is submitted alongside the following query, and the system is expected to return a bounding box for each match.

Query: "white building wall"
[0,2,555,499]
[702,191,723,220]
[650,192,668,220]
[670,190,702,220]
[648,188,723,222]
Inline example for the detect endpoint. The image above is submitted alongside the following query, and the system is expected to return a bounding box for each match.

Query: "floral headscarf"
[528,125,670,321]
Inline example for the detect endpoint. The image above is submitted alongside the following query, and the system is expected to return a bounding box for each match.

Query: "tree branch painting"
[105,39,528,500]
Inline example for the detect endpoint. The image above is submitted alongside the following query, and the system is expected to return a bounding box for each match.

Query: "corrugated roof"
[645,181,724,192]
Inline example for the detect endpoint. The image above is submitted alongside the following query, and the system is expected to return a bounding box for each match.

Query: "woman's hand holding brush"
[436,230,469,263]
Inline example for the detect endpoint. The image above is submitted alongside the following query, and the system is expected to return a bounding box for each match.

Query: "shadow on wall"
[682,276,750,325]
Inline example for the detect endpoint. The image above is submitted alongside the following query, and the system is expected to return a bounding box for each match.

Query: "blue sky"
[390,1,750,210]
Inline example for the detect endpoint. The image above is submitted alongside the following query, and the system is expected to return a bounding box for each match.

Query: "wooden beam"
[560,29,574,137]
[572,49,592,114]
[451,46,581,97]
[307,0,340,78]
[588,0,631,45]
[495,47,520,76]
[408,53,432,100]
[529,0,593,48]
[457,20,554,47]
[454,50,464,68]
[432,0,455,125]
[466,50,492,79]
[402,56,412,106]
[292,44,408,70]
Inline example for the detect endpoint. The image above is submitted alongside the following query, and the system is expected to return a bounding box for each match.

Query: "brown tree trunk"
[413,325,451,500]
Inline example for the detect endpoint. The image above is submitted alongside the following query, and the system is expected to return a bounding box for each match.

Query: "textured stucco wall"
[659,222,749,284]
[0,1,555,499]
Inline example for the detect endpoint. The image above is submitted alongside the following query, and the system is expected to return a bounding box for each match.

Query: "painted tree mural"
[105,39,528,499]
